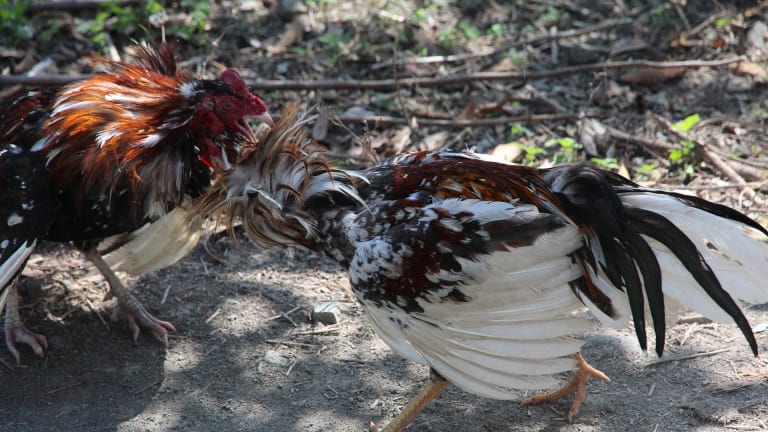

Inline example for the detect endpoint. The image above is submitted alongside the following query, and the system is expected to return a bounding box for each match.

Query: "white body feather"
[100,205,202,276]
[0,241,36,311]
[349,200,597,399]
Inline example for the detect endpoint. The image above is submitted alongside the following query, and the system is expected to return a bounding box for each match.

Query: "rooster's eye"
[222,100,235,110]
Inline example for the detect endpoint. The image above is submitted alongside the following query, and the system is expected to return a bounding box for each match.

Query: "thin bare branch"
[645,348,732,367]
[0,57,746,90]
[337,112,599,128]
[372,17,634,68]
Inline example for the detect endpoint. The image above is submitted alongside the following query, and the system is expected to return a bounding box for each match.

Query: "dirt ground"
[2,238,768,432]
[2,1,768,431]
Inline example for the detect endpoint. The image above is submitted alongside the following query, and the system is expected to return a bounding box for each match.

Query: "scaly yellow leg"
[370,370,449,432]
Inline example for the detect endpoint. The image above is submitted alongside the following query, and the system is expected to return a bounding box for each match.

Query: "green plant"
[317,30,351,64]
[750,106,768,120]
[538,5,569,27]
[437,19,480,49]
[437,27,459,48]
[506,48,527,68]
[668,140,695,162]
[633,162,660,182]
[306,0,334,6]
[413,2,437,23]
[458,19,480,39]
[544,137,582,164]
[76,2,140,48]
[715,17,731,27]
[514,143,546,165]
[672,113,700,133]
[668,114,700,164]
[0,0,29,44]
[487,23,506,40]
[509,123,533,139]
[365,322,376,336]
[175,0,210,41]
[76,0,209,49]
[591,157,620,170]
[649,4,672,28]
[637,162,658,174]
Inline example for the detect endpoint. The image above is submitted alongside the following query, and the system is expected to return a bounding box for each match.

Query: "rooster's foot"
[83,248,175,346]
[522,353,610,423]
[3,286,47,363]
[113,293,175,346]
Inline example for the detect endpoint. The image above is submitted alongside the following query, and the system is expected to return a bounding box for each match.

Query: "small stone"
[746,21,768,49]
[312,301,349,325]
[263,350,287,365]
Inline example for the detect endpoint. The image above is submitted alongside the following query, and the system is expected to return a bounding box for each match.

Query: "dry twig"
[645,348,732,367]
[337,112,599,129]
[372,17,634,68]
[1,57,746,90]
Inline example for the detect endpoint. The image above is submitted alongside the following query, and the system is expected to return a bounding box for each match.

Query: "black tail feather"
[623,229,665,356]
[544,163,667,354]
[627,207,758,356]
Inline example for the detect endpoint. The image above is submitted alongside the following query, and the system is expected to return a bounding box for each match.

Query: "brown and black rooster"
[201,105,768,431]
[0,43,272,362]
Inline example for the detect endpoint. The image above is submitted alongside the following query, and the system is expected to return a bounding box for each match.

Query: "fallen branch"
[668,180,768,191]
[251,57,746,90]
[601,123,673,163]
[372,17,634,68]
[645,348,731,367]
[289,323,344,336]
[337,112,600,128]
[0,57,746,90]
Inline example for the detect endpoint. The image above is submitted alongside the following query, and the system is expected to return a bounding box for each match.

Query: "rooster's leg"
[82,249,175,346]
[3,283,47,363]
[369,369,449,432]
[522,353,610,422]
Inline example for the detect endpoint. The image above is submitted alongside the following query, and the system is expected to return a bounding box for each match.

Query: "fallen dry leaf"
[619,67,686,85]
[729,61,768,81]
[491,143,524,162]
[456,101,478,120]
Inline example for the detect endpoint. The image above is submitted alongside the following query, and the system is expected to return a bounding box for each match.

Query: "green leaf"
[672,114,701,133]
[669,148,683,162]
[458,20,480,39]
[591,157,620,170]
[509,123,533,138]
[715,17,730,26]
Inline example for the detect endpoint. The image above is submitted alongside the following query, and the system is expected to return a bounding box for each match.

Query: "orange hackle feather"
[38,44,192,208]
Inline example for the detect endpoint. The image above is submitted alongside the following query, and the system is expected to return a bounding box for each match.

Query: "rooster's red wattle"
[200,105,768,431]
[0,43,272,362]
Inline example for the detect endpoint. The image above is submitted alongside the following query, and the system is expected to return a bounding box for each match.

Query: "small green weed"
[545,137,582,164]
[591,157,620,170]
[0,0,29,44]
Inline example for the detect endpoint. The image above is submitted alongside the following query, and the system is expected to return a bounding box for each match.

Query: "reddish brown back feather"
[39,44,193,208]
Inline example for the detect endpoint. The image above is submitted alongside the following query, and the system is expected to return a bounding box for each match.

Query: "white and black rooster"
[200,105,768,431]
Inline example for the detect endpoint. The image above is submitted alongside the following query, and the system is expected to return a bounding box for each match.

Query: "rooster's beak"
[256,111,274,127]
